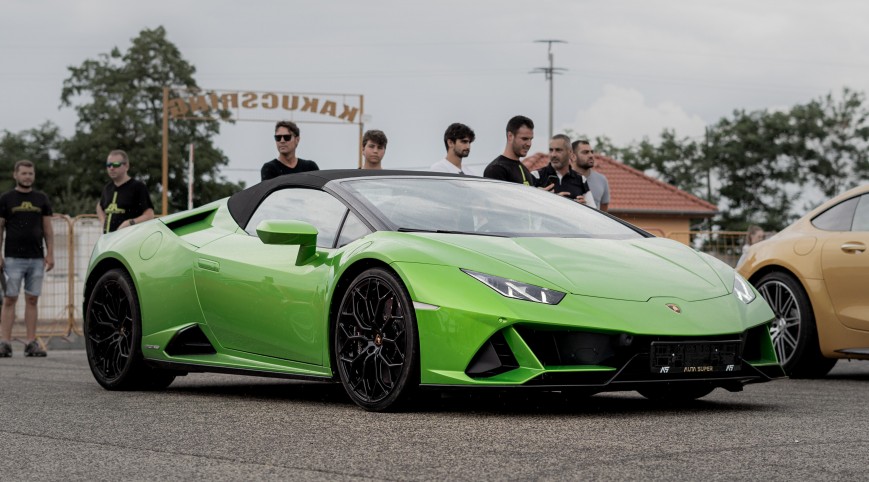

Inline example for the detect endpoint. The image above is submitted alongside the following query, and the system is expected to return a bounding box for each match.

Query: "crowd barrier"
[666,230,755,267]
[6,219,755,345]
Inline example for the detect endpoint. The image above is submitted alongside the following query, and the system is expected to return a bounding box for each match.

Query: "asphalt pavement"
[2,350,869,480]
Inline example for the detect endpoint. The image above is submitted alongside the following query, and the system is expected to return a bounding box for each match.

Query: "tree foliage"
[615,88,869,231]
[59,26,242,215]
[0,122,97,214]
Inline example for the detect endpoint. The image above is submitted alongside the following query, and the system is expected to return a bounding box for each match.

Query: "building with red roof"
[593,156,717,243]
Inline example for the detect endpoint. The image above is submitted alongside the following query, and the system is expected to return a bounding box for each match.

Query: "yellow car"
[738,184,869,377]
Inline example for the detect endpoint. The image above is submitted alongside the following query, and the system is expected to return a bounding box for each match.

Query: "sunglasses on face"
[106,162,126,168]
[274,134,294,142]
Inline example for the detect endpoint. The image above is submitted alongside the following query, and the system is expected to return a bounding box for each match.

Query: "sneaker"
[0,341,10,357]
[24,340,46,357]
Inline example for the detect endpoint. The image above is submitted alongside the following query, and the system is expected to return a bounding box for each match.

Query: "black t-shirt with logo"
[483,155,534,186]
[0,189,53,258]
[261,158,320,181]
[100,179,154,233]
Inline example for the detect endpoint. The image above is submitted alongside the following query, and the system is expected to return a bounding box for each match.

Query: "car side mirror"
[256,220,318,265]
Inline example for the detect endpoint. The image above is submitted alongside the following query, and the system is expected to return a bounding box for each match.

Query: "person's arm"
[42,216,54,272]
[140,207,155,222]
[118,208,155,230]
[600,177,611,212]
[261,163,274,181]
[96,201,105,226]
[0,217,5,270]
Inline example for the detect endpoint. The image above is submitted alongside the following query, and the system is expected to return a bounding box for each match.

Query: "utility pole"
[532,40,566,139]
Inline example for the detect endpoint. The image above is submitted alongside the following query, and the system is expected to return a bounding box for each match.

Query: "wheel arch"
[748,263,824,334]
[83,257,136,314]
[326,258,398,378]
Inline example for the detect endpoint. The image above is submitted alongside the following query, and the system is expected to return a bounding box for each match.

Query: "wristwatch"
[129,219,136,226]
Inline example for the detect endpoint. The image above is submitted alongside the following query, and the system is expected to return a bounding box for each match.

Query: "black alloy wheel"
[755,271,836,378]
[334,267,419,411]
[84,269,175,390]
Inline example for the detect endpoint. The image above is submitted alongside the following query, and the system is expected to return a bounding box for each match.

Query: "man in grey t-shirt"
[571,139,610,212]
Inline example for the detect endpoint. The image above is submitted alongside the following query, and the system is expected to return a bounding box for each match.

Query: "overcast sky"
[3,0,869,187]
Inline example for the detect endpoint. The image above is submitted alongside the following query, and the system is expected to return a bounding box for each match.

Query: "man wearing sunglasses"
[96,150,155,233]
[261,120,319,181]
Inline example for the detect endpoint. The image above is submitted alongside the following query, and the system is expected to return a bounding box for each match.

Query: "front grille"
[514,326,622,366]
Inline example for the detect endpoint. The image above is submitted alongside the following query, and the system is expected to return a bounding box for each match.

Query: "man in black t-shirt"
[261,120,319,181]
[0,160,54,358]
[97,150,155,234]
[484,115,542,186]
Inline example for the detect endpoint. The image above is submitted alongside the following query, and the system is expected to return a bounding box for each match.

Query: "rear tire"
[334,267,419,411]
[85,269,176,390]
[755,272,837,378]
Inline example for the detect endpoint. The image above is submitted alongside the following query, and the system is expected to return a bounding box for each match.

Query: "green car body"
[84,170,783,410]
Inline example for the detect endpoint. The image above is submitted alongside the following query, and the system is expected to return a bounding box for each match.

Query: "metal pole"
[188,143,194,210]
[548,47,554,139]
[162,87,169,216]
[532,40,566,140]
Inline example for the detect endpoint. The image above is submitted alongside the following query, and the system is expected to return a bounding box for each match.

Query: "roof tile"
[594,156,717,216]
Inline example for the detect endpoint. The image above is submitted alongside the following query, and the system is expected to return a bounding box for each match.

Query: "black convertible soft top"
[227,169,462,229]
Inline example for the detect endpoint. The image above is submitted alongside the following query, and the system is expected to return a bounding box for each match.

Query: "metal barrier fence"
[667,231,754,267]
[7,220,756,344]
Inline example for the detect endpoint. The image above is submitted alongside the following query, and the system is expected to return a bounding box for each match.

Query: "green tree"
[708,109,804,230]
[613,88,869,231]
[0,122,96,214]
[59,26,242,215]
[801,88,869,200]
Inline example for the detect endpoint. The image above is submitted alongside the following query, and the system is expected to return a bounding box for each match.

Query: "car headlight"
[733,273,756,304]
[462,269,565,305]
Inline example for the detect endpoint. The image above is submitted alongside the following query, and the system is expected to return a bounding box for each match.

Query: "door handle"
[841,242,866,253]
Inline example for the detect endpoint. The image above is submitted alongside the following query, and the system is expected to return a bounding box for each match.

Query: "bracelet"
[129,219,136,226]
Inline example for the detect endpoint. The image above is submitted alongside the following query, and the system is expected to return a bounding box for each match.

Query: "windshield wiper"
[396,227,506,237]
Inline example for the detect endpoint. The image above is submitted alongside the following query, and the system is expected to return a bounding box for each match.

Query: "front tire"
[334,267,419,411]
[755,272,836,378]
[84,269,175,390]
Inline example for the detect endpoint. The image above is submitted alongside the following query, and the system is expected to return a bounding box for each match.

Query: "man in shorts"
[0,160,54,357]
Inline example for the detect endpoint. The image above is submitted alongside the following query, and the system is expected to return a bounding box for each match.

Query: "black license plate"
[650,341,741,374]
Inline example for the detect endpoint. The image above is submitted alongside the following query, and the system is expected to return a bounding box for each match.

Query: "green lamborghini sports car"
[84,170,783,411]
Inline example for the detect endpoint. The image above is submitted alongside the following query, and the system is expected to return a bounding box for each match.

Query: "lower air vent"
[465,331,519,378]
[515,326,618,366]
[165,325,217,356]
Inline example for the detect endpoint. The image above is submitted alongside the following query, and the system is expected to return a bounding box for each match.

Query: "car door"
[193,187,349,364]
[818,194,869,331]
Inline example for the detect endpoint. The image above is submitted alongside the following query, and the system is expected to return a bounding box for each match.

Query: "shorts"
[3,257,45,298]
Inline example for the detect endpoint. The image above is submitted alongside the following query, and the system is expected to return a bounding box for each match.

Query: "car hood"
[419,235,729,302]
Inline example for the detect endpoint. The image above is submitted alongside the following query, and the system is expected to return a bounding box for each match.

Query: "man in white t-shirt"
[430,123,479,176]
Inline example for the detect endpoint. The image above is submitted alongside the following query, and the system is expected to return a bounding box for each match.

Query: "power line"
[531,40,566,139]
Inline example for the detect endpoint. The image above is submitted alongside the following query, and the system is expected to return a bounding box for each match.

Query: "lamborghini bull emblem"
[666,303,682,314]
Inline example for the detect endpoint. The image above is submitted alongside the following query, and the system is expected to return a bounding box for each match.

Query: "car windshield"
[341,177,644,239]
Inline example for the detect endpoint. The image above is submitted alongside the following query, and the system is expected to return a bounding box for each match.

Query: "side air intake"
[465,331,519,378]
[165,325,217,356]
